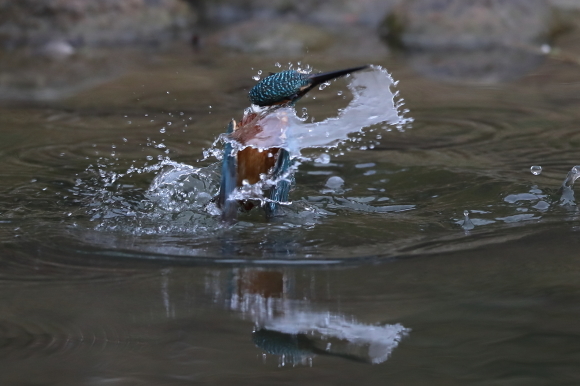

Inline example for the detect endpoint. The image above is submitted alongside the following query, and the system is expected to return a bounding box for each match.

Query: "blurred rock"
[380,0,556,50]
[407,48,545,84]
[210,20,333,55]
[38,40,76,58]
[192,0,397,29]
[0,47,145,101]
[379,0,561,84]
[549,0,580,10]
[0,0,196,49]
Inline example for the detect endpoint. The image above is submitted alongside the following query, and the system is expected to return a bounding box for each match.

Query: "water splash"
[293,66,409,149]
[147,162,220,213]
[559,165,580,206]
[77,65,411,235]
[314,153,331,164]
[461,210,475,230]
[325,176,344,190]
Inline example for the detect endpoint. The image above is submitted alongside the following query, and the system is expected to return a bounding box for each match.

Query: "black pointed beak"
[307,65,369,87]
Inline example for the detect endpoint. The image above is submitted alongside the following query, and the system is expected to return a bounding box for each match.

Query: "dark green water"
[1,36,580,384]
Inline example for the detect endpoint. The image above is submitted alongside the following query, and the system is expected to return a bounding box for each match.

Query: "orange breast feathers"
[231,110,287,186]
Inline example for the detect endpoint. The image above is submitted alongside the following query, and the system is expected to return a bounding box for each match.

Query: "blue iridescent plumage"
[249,70,310,107]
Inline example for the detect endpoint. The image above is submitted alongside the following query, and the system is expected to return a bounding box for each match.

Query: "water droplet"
[355,163,375,169]
[123,138,127,142]
[533,200,550,210]
[325,176,344,189]
[167,122,172,126]
[337,90,343,96]
[275,62,281,68]
[160,127,166,133]
[146,155,153,160]
[166,91,170,94]
[258,70,262,75]
[252,75,260,81]
[530,165,542,175]
[314,154,331,164]
[541,44,551,54]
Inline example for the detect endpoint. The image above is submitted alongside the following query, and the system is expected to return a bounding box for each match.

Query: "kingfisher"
[217,65,368,223]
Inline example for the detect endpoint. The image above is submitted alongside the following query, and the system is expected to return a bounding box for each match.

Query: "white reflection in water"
[496,213,540,223]
[262,311,409,365]
[207,269,409,366]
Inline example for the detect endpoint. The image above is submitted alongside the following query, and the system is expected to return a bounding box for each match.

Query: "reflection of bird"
[231,268,409,365]
[253,328,373,365]
[218,65,368,223]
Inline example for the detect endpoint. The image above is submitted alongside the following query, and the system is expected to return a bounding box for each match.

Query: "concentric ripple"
[0,318,136,359]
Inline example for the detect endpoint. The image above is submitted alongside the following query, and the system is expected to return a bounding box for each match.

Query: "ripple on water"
[1,62,580,265]
[380,103,579,174]
[0,318,137,359]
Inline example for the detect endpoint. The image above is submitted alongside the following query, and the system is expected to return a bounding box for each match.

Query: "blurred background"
[1,0,579,100]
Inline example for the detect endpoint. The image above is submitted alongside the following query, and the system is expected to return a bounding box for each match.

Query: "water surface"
[1,41,580,385]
